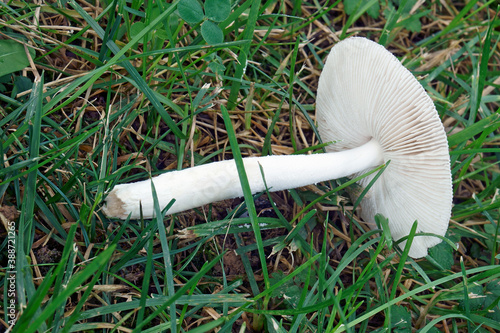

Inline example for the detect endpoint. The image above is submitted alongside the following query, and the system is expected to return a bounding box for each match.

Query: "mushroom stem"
[103,138,384,219]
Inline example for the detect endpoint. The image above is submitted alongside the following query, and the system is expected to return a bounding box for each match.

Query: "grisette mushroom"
[103,37,452,258]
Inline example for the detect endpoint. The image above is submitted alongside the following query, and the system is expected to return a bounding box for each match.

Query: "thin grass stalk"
[151,182,177,331]
[220,104,271,298]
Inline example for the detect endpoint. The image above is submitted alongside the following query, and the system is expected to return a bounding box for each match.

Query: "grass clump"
[1,0,500,332]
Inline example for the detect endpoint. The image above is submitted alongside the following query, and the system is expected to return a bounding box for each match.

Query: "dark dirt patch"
[34,245,62,275]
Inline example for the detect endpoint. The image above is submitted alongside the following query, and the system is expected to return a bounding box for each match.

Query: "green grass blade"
[220,104,270,291]
[150,180,177,331]
[227,0,259,109]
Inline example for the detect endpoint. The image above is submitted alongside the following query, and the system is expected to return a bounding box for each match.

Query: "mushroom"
[103,37,452,258]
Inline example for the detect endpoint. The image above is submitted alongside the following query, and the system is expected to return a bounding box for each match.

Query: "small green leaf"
[486,279,500,297]
[343,0,361,15]
[428,241,454,270]
[208,57,225,75]
[13,76,33,94]
[178,0,204,24]
[152,3,180,33]
[155,29,170,41]
[205,0,231,22]
[366,0,380,18]
[129,21,147,40]
[391,305,412,333]
[402,15,422,33]
[149,5,163,21]
[201,20,223,44]
[0,39,36,77]
[459,283,485,311]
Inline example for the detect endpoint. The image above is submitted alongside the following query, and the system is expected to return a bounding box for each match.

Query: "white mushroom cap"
[317,37,452,258]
